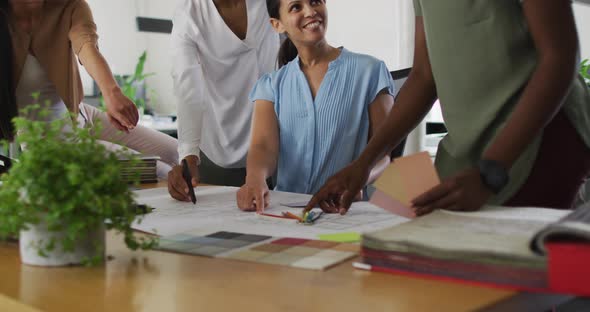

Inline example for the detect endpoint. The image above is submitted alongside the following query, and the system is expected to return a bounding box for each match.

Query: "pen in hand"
[181,159,197,205]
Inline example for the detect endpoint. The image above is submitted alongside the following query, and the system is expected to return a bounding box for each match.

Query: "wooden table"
[0,183,516,312]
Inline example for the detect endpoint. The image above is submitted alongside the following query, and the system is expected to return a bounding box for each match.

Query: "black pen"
[135,204,155,215]
[181,159,197,205]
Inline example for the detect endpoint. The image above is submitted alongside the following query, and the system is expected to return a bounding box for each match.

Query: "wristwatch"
[476,159,509,194]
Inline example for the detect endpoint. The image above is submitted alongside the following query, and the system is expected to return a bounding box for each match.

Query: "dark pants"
[198,152,246,187]
[505,111,590,209]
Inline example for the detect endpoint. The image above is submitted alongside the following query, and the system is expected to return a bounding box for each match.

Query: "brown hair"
[266,0,298,67]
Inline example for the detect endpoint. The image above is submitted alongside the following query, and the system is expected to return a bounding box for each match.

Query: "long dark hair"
[266,0,298,67]
[0,0,16,141]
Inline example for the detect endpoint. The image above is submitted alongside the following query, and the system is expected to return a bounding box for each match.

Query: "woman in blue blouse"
[236,0,394,212]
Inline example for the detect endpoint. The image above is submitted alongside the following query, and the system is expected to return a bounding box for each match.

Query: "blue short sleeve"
[368,61,396,105]
[249,73,275,103]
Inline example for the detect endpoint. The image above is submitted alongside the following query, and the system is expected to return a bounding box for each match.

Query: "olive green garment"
[413,0,590,204]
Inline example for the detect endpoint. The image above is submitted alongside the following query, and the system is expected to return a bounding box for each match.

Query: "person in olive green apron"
[305,0,590,215]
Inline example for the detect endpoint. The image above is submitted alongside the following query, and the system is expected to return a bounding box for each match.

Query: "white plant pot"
[19,222,105,266]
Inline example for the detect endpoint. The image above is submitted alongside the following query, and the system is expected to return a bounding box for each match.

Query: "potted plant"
[580,59,590,88]
[0,106,157,266]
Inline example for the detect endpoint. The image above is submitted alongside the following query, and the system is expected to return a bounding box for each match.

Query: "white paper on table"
[132,186,409,238]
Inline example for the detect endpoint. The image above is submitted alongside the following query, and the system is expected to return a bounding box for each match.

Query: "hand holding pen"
[181,159,197,204]
[167,155,199,203]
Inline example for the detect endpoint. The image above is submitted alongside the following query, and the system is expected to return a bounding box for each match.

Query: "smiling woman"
[236,0,395,212]
[266,0,332,67]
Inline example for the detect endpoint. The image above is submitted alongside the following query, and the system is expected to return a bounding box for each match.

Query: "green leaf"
[134,51,147,79]
[580,59,590,88]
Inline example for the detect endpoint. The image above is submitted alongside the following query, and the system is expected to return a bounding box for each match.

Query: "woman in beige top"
[0,0,178,173]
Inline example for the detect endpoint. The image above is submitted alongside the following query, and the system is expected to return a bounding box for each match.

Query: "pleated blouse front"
[249,48,395,194]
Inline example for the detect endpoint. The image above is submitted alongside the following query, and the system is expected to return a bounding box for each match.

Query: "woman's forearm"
[78,45,139,130]
[482,56,577,168]
[358,75,437,170]
[77,45,120,96]
[482,1,578,169]
[246,144,277,183]
[367,155,390,184]
[357,17,437,171]
[246,101,280,184]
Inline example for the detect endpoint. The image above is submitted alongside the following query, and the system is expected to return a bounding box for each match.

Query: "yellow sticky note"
[318,232,361,243]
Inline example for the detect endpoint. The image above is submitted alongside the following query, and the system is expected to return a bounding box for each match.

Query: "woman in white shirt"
[167,0,279,201]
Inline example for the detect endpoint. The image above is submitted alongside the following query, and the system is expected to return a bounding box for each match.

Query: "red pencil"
[258,212,291,219]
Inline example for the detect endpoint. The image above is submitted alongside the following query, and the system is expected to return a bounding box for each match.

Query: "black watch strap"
[477,159,509,194]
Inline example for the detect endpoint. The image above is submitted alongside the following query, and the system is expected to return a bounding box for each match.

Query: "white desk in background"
[139,115,177,137]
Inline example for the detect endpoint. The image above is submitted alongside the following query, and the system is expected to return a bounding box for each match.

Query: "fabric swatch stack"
[120,155,159,184]
[358,204,590,295]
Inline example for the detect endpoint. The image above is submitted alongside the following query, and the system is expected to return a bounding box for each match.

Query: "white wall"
[83,0,146,95]
[138,1,176,115]
[83,0,175,115]
[83,0,415,115]
[574,2,590,59]
[326,1,414,71]
[82,1,590,132]
[325,1,422,155]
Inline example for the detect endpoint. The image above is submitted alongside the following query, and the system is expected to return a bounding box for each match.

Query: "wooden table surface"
[0,183,516,312]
